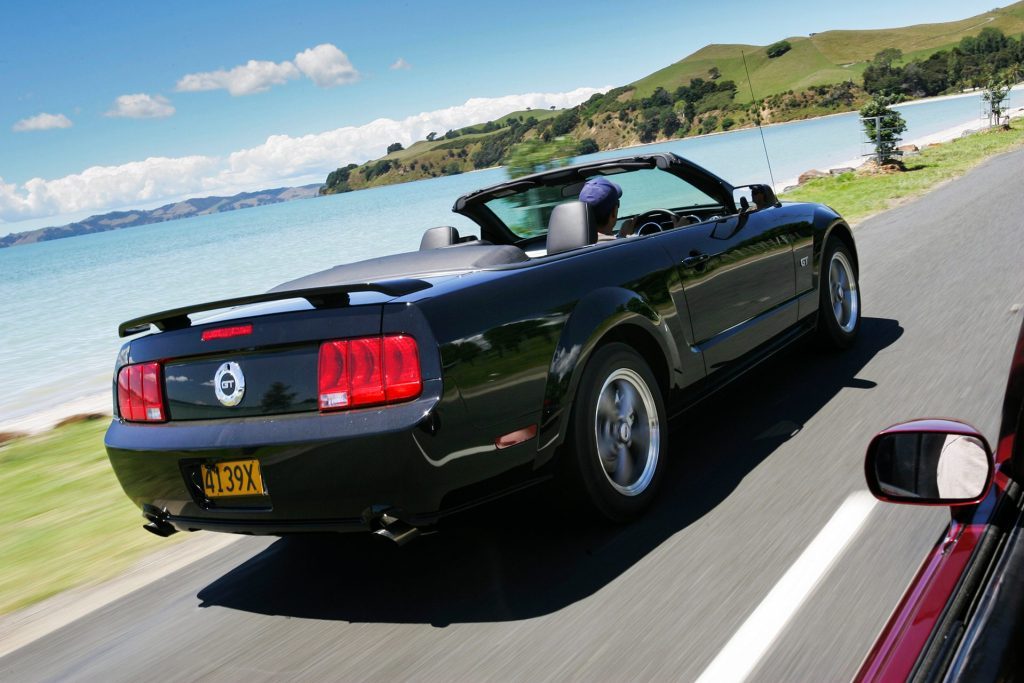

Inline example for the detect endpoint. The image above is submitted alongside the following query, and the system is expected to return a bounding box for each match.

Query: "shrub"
[699,115,719,135]
[767,40,791,58]
[578,138,599,155]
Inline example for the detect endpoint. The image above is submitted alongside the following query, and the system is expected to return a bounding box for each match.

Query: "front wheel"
[817,239,860,349]
[563,343,668,522]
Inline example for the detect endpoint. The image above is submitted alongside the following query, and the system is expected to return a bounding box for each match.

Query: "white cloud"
[176,59,300,96]
[175,43,359,96]
[0,86,608,224]
[390,57,412,71]
[106,93,176,119]
[294,44,359,87]
[0,156,222,221]
[12,112,72,132]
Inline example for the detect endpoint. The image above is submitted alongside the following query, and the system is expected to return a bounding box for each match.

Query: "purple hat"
[579,177,622,216]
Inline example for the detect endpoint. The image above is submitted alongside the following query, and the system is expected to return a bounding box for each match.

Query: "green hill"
[630,2,1024,101]
[630,38,863,101]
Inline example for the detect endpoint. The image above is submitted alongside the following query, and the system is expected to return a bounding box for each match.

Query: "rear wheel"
[564,343,668,521]
[817,239,860,348]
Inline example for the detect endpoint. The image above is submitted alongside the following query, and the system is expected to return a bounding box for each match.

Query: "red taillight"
[383,335,421,401]
[117,362,166,422]
[318,335,421,412]
[201,324,253,341]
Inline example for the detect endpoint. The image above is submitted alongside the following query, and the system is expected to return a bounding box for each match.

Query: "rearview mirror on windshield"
[865,419,994,505]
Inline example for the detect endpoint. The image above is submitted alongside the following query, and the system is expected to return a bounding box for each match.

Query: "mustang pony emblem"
[213,362,245,407]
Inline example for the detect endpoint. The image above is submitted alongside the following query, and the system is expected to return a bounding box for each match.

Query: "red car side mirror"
[865,419,994,506]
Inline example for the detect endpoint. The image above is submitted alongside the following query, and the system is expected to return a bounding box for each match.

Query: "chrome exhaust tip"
[143,516,178,537]
[371,512,421,546]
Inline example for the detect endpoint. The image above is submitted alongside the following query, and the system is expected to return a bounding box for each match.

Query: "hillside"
[0,185,321,249]
[323,1,1024,196]
[630,2,1024,100]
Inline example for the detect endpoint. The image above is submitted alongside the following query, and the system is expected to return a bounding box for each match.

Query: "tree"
[638,117,660,142]
[873,48,903,69]
[766,40,791,58]
[578,138,599,155]
[661,112,681,137]
[860,96,907,165]
[708,66,721,80]
[425,132,437,142]
[863,48,905,95]
[683,100,696,123]
[550,108,580,136]
[386,142,404,154]
[503,136,579,179]
[982,74,1013,127]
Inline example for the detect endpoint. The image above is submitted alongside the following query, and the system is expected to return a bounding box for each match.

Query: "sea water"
[1,89,1019,423]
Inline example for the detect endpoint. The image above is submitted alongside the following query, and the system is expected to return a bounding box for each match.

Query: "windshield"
[482,167,721,239]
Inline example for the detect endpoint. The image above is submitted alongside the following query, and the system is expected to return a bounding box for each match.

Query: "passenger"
[579,177,624,241]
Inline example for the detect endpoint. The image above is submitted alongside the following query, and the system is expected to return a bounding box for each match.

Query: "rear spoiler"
[118,279,431,337]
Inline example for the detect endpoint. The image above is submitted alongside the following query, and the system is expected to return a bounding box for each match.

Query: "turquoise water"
[0,90,1019,422]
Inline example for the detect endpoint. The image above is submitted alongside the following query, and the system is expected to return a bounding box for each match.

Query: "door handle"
[682,253,709,268]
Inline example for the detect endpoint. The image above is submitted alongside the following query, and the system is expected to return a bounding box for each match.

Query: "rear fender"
[535,286,678,466]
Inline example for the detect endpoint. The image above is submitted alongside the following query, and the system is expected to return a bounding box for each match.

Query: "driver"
[579,177,624,241]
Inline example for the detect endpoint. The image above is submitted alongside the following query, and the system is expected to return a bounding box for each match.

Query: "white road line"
[695,490,878,683]
[0,532,244,659]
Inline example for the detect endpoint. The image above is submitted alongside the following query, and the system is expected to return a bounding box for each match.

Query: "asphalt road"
[4,147,1024,682]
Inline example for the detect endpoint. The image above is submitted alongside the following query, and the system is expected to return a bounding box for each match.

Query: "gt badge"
[214,362,245,407]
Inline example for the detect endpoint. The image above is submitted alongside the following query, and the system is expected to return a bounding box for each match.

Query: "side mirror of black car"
[732,184,779,213]
[865,419,994,506]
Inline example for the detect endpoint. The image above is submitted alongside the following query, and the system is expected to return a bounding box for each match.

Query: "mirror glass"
[732,184,777,212]
[732,187,753,212]
[873,432,991,502]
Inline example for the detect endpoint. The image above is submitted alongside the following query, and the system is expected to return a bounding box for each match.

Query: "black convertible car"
[106,153,860,542]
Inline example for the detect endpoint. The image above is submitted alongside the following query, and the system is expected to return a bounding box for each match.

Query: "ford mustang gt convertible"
[105,153,860,543]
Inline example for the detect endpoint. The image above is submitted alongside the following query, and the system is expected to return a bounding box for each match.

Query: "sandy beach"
[0,393,111,437]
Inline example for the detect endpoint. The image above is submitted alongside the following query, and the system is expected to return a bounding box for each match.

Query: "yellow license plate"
[201,459,266,498]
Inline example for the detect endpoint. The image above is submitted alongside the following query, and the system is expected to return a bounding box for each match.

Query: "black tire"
[562,342,668,522]
[817,238,860,349]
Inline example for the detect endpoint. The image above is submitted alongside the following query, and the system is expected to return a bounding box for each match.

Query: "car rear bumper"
[105,378,538,534]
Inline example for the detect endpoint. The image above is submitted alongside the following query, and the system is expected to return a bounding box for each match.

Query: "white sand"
[0,393,110,437]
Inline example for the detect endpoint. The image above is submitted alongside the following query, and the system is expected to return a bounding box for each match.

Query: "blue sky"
[0,0,1004,232]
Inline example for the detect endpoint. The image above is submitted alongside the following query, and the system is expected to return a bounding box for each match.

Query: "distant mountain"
[0,184,322,249]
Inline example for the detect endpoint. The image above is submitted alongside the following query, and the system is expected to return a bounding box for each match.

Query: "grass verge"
[0,418,181,615]
[783,119,1024,224]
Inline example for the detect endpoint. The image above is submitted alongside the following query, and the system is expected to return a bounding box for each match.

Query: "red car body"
[855,316,1024,681]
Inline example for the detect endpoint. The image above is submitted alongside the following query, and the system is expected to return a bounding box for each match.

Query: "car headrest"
[419,226,460,250]
[546,202,595,255]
